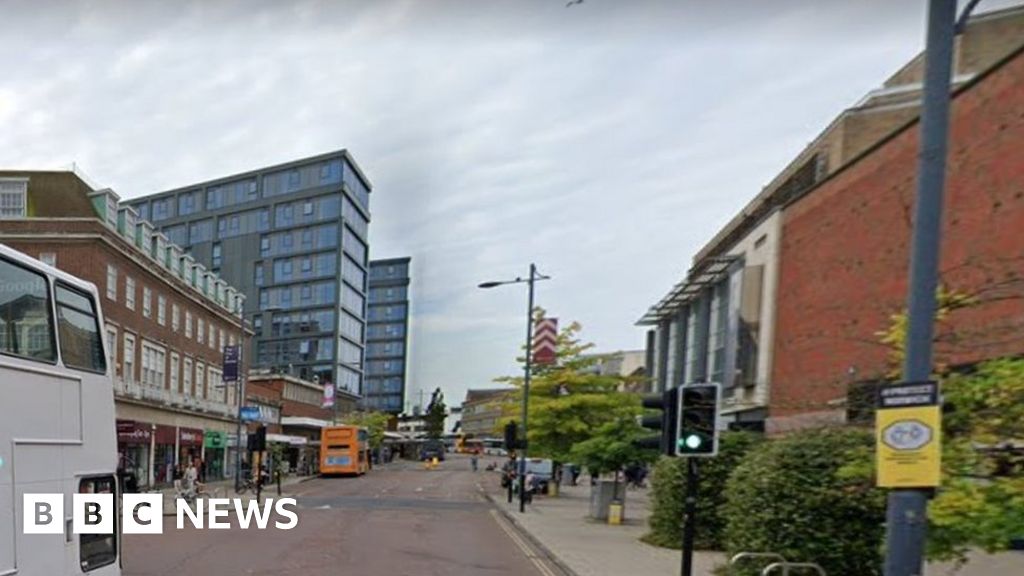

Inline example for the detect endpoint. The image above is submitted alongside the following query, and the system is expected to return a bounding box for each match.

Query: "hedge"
[643,431,761,550]
[722,427,886,576]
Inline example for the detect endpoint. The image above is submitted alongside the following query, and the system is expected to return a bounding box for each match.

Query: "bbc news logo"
[23,494,299,534]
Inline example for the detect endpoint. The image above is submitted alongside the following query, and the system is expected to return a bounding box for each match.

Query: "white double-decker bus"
[0,244,121,575]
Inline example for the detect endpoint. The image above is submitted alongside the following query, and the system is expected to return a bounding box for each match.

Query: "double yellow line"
[490,509,558,576]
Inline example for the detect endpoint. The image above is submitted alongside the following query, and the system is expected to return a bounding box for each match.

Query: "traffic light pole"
[681,458,698,576]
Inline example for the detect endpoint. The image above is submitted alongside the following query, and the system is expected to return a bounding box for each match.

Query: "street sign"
[222,345,240,383]
[533,318,558,365]
[240,406,261,422]
[321,383,335,408]
[876,382,941,488]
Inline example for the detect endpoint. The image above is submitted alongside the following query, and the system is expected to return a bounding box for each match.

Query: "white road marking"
[490,510,556,576]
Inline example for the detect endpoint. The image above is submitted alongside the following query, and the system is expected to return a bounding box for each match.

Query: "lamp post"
[479,263,551,513]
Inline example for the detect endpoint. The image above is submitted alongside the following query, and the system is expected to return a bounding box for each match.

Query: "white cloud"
[4,0,1016,407]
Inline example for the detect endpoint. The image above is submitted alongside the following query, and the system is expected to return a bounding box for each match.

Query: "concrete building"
[637,6,1024,432]
[459,389,511,438]
[364,257,411,413]
[580,350,648,392]
[127,150,371,398]
[0,169,251,487]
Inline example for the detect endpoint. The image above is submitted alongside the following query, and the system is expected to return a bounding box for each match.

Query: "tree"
[569,412,655,478]
[494,313,645,462]
[343,411,391,450]
[424,387,447,440]
[869,289,1024,563]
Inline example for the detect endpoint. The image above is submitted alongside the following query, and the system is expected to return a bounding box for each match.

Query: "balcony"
[111,377,237,419]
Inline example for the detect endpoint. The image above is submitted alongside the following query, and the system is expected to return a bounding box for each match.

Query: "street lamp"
[479,263,551,514]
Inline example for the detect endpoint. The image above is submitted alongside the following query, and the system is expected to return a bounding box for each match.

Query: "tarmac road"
[122,455,559,576]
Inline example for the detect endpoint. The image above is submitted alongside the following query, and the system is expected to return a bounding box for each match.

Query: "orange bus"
[320,425,371,476]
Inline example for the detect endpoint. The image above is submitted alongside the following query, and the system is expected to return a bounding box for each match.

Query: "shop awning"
[266,433,308,446]
[280,416,332,429]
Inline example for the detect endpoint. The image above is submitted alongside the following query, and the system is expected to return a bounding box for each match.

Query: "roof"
[637,256,738,325]
[463,388,513,404]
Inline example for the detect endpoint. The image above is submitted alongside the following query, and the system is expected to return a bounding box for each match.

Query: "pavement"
[121,456,562,576]
[478,467,1024,576]
[480,472,725,576]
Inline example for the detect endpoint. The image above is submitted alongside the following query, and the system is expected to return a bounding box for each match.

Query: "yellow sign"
[876,404,941,488]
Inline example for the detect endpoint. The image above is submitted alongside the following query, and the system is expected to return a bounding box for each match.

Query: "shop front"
[204,430,228,481]
[153,425,177,487]
[116,420,151,491]
[179,427,205,480]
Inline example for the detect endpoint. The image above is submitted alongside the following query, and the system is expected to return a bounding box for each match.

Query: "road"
[122,455,560,576]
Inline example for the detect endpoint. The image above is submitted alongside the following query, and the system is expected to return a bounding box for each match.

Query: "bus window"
[79,475,117,572]
[55,283,106,373]
[0,256,56,362]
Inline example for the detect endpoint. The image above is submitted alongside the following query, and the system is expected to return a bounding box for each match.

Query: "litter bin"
[589,480,626,521]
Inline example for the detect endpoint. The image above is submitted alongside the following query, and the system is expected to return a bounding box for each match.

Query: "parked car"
[420,441,446,461]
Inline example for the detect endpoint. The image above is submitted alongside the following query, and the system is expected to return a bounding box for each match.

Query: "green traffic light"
[677,434,702,450]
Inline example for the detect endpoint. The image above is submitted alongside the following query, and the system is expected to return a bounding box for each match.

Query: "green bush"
[723,428,886,576]
[643,431,761,550]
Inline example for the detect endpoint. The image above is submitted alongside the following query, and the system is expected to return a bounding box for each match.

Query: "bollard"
[607,501,623,525]
[548,481,559,497]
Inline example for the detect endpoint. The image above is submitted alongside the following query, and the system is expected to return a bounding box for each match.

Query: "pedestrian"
[183,460,198,497]
[524,471,536,504]
[471,454,479,472]
[571,464,581,486]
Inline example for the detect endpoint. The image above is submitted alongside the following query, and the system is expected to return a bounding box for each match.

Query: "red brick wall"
[1,221,245,400]
[771,48,1024,421]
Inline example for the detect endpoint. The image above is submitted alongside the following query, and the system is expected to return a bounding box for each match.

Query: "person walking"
[470,454,479,472]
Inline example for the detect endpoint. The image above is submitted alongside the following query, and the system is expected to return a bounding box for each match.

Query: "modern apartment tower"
[128,150,371,396]
[364,258,411,413]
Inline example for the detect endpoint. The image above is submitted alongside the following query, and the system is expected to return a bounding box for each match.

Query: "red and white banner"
[322,383,335,408]
[533,318,558,365]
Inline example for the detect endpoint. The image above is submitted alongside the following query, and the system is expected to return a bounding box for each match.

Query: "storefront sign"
[876,381,941,488]
[240,406,261,422]
[178,427,204,447]
[116,420,152,444]
[204,431,227,449]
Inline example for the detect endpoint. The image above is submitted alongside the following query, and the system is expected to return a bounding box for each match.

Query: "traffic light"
[504,420,518,451]
[635,387,679,455]
[677,383,721,456]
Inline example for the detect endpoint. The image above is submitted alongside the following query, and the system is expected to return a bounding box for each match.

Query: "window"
[197,318,204,344]
[105,325,117,373]
[212,243,222,268]
[141,341,166,388]
[123,333,136,382]
[125,276,136,310]
[170,352,180,392]
[79,475,117,572]
[172,304,180,332]
[185,311,193,338]
[0,178,27,218]
[0,256,55,362]
[142,286,152,318]
[303,200,314,216]
[39,252,56,267]
[195,361,205,397]
[209,324,216,349]
[260,237,270,256]
[55,284,106,373]
[105,265,117,301]
[183,357,193,395]
[157,295,166,326]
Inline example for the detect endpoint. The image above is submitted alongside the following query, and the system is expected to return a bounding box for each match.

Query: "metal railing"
[728,553,827,576]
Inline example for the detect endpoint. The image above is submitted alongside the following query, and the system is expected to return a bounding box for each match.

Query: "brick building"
[770,39,1024,431]
[0,170,251,487]
[458,389,511,438]
[637,6,1024,432]
[243,373,358,474]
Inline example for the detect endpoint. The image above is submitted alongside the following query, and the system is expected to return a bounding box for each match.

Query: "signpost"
[223,345,240,383]
[876,382,941,489]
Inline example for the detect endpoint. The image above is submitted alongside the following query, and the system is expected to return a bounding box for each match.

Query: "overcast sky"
[2,0,1017,410]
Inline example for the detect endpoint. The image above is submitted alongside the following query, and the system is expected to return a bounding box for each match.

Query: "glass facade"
[127,152,371,393]
[364,258,411,413]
